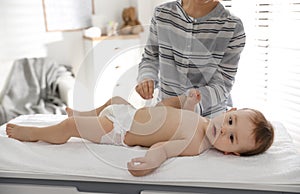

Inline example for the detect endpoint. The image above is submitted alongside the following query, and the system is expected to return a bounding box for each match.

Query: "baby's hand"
[127,157,160,177]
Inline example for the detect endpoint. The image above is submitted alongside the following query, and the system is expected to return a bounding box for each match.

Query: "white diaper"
[99,104,137,146]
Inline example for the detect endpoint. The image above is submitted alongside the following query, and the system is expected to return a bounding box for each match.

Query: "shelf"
[83,34,139,41]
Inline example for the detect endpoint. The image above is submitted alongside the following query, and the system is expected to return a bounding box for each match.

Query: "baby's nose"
[221,126,227,134]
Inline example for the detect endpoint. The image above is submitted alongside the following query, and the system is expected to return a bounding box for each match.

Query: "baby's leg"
[6,122,70,144]
[66,96,130,117]
[156,89,200,112]
[182,89,201,112]
[156,95,185,109]
[6,116,113,144]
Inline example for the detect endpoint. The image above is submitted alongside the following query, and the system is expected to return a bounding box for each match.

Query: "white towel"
[0,114,299,184]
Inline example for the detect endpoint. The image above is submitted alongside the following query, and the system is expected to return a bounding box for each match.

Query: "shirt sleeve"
[198,19,246,115]
[137,8,160,86]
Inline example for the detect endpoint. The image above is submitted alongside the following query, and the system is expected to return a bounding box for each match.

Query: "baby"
[6,89,274,176]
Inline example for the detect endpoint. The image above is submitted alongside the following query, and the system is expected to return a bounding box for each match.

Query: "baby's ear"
[227,107,237,112]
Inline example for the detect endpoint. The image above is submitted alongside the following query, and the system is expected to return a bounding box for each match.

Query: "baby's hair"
[239,108,274,156]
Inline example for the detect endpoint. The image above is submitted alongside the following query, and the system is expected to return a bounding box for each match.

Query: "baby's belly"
[123,106,195,147]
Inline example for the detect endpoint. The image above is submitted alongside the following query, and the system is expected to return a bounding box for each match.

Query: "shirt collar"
[176,0,225,22]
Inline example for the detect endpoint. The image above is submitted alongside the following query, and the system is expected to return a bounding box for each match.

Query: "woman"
[136,0,246,117]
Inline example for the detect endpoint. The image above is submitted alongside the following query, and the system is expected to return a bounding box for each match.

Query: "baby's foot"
[183,89,201,111]
[65,107,74,117]
[6,123,38,142]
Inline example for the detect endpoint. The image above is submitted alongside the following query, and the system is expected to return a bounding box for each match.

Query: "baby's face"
[206,109,256,155]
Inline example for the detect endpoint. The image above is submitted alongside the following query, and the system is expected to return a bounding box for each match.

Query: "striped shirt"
[137,0,246,117]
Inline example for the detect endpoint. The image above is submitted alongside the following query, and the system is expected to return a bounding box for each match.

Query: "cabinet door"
[92,38,142,106]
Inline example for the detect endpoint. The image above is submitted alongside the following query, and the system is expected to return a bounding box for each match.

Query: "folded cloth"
[0,58,73,125]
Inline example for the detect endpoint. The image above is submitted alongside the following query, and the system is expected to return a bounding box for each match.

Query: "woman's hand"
[135,79,154,99]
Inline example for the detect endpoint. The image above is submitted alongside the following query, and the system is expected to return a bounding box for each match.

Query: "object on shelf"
[120,7,143,35]
[83,26,101,38]
[83,34,139,41]
[107,21,119,36]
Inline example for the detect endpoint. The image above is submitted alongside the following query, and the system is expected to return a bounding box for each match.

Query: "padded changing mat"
[0,114,299,185]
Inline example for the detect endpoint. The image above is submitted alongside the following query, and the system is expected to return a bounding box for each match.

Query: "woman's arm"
[136,8,160,99]
[198,19,246,116]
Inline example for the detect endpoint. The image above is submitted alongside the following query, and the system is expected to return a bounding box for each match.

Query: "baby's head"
[238,108,274,156]
[207,108,274,156]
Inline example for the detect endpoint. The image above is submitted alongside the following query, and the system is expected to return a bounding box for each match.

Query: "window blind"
[228,0,272,110]
[229,0,300,150]
[267,0,300,149]
[250,0,273,106]
[220,0,232,8]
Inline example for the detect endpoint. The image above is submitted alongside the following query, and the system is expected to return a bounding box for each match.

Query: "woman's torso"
[152,1,244,116]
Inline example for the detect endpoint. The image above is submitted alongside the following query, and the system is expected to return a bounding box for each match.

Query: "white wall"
[137,0,173,44]
[0,0,86,93]
[0,0,168,93]
[0,0,143,94]
[93,0,131,33]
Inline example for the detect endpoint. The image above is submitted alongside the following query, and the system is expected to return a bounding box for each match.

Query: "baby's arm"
[127,139,197,176]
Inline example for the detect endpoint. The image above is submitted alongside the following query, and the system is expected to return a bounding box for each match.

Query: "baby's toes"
[6,128,12,137]
[65,107,73,116]
[6,123,16,128]
[189,92,200,102]
[195,92,201,102]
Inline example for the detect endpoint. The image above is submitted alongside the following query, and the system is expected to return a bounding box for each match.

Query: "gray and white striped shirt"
[137,0,246,117]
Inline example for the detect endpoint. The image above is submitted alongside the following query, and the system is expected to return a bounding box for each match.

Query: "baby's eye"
[229,117,233,125]
[230,134,234,143]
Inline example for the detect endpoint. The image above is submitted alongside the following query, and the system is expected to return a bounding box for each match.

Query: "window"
[221,0,232,8]
[226,0,300,150]
[42,0,94,31]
